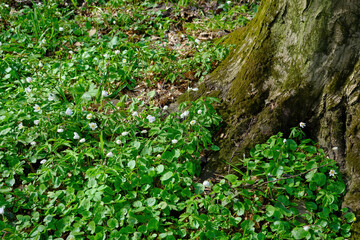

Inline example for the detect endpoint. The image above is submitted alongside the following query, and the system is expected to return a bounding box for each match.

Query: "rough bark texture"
[183,0,360,228]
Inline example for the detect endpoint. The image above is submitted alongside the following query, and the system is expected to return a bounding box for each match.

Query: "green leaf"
[128,160,136,169]
[107,218,119,228]
[224,174,238,183]
[146,197,156,207]
[266,205,276,217]
[194,183,204,195]
[291,227,309,239]
[148,218,159,231]
[160,171,173,181]
[305,201,317,211]
[156,164,165,174]
[312,173,326,187]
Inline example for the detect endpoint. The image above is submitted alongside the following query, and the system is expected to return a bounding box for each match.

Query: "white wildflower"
[132,111,138,117]
[197,109,202,114]
[40,159,46,164]
[69,50,74,55]
[33,104,41,113]
[122,131,129,136]
[329,169,337,177]
[48,94,54,101]
[303,225,310,231]
[65,108,73,116]
[57,128,64,133]
[89,122,98,130]
[146,115,156,123]
[86,113,93,119]
[283,139,287,143]
[299,122,306,128]
[102,90,108,97]
[141,130,147,134]
[0,206,4,214]
[203,180,211,188]
[26,77,32,83]
[190,120,196,125]
[195,39,201,45]
[38,62,43,67]
[34,120,40,125]
[103,54,109,58]
[73,132,80,139]
[25,87,31,94]
[79,138,86,143]
[106,152,113,157]
[122,59,126,63]
[114,50,120,55]
[41,39,46,44]
[180,110,189,118]
[226,1,232,4]
[163,105,168,110]
[30,141,36,146]
[116,139,121,145]
[18,122,23,129]
[59,27,64,31]
[171,139,178,144]
[332,147,338,151]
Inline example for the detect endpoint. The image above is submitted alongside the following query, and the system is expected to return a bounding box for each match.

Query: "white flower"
[132,111,138,117]
[103,54,109,58]
[188,87,198,91]
[303,225,310,231]
[26,77,32,83]
[157,154,161,158]
[203,180,211,188]
[33,104,41,113]
[38,62,43,67]
[106,152,113,157]
[122,131,129,136]
[41,39,46,44]
[89,122,98,130]
[102,90,108,97]
[283,139,287,143]
[114,50,120,55]
[40,159,46,164]
[147,115,156,123]
[30,141,36,146]
[163,105,168,110]
[86,113,93,119]
[34,120,40,125]
[299,122,306,128]
[226,1,232,4]
[25,87,31,94]
[329,169,337,177]
[122,59,126,63]
[113,21,116,24]
[48,94,54,101]
[332,147,338,151]
[73,132,80,139]
[116,139,121,145]
[69,50,74,54]
[171,139,178,144]
[190,120,196,125]
[141,130,147,134]
[18,122,24,129]
[197,109,202,114]
[195,39,201,45]
[0,206,4,214]
[65,108,73,116]
[59,27,64,31]
[180,110,189,118]
[80,138,86,143]
[57,128,64,133]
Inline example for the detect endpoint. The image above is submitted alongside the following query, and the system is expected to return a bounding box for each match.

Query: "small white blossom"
[48,94,54,101]
[106,152,113,157]
[103,54,109,58]
[226,1,232,4]
[30,141,36,146]
[329,169,337,177]
[73,132,80,139]
[299,122,306,128]
[157,154,161,158]
[115,50,120,55]
[38,62,43,67]
[303,225,310,231]
[132,111,138,117]
[69,50,74,55]
[141,130,147,134]
[34,120,40,125]
[80,138,86,143]
[102,90,108,97]
[40,159,46,164]
[283,139,287,143]
[89,122,98,130]
[86,113,93,120]
[147,115,156,123]
[57,128,64,133]
[171,139,178,144]
[113,21,116,24]
[41,39,46,44]
[180,110,189,118]
[163,105,168,110]
[65,108,73,116]
[25,87,32,94]
[18,122,24,129]
[197,109,202,114]
[59,27,64,31]
[26,77,32,83]
[116,139,121,145]
[0,206,4,214]
[122,131,129,136]
[122,59,126,63]
[203,180,211,188]
[332,147,338,151]
[33,104,41,113]
[190,120,196,125]
[195,39,201,45]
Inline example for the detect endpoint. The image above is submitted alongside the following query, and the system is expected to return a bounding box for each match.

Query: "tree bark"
[189,0,360,218]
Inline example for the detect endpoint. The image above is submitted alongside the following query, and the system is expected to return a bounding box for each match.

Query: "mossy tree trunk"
[194,0,360,215]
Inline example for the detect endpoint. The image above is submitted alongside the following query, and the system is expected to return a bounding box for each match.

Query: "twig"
[228,118,255,174]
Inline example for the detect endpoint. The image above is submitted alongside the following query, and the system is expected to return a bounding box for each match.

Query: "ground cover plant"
[0,0,355,239]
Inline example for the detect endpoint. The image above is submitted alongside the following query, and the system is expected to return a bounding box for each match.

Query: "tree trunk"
[189,0,360,217]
